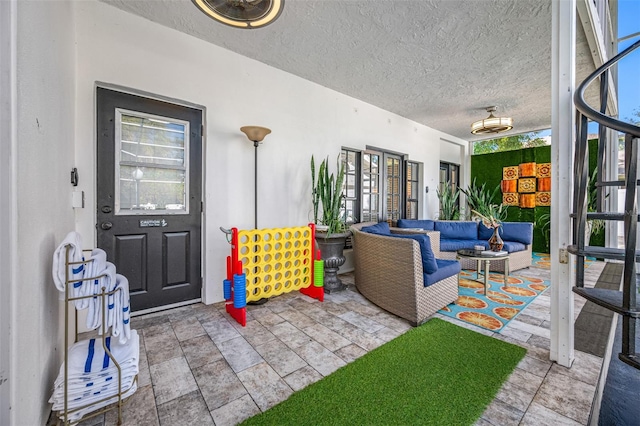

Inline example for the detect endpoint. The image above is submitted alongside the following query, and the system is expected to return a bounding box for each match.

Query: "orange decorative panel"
[519,162,536,177]
[501,180,517,193]
[518,178,536,193]
[538,177,551,192]
[536,163,551,178]
[519,193,536,208]
[503,193,519,206]
[503,166,518,180]
[536,192,551,206]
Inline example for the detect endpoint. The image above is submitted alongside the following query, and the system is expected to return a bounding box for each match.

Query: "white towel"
[59,330,138,378]
[52,232,87,306]
[54,365,138,390]
[49,331,139,419]
[86,262,116,331]
[52,370,137,399]
[52,381,138,422]
[84,248,107,296]
[51,376,138,402]
[110,274,131,344]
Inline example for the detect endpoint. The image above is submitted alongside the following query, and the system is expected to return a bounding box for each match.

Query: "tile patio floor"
[71,261,607,426]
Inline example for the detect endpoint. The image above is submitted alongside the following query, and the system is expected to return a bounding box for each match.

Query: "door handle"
[101,222,113,230]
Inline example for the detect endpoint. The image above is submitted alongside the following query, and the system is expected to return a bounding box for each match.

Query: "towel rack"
[54,245,137,425]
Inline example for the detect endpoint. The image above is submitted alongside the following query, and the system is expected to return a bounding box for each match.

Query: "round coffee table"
[456,249,510,295]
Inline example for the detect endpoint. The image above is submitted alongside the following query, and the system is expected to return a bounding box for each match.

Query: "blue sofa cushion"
[434,221,478,240]
[396,219,435,231]
[502,241,527,253]
[361,222,391,235]
[478,222,533,245]
[500,222,533,245]
[440,239,488,252]
[392,234,438,274]
[424,259,461,287]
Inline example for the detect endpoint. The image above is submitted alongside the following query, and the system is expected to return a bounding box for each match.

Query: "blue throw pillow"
[434,221,478,240]
[396,219,435,231]
[392,234,438,274]
[478,223,495,240]
[361,222,391,235]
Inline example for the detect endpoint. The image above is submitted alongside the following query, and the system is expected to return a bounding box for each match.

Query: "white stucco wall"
[0,2,15,425]
[14,1,76,424]
[439,138,466,166]
[73,1,467,306]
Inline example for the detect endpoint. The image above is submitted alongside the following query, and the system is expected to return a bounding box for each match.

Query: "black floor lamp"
[240,126,271,229]
[240,126,271,305]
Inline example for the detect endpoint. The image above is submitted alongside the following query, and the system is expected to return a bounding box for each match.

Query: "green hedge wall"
[470,146,550,253]
[469,141,603,254]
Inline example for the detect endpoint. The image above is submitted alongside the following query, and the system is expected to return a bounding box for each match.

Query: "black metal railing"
[571,38,640,370]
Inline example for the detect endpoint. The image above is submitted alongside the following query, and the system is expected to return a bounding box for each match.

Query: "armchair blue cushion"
[396,219,435,231]
[361,222,391,235]
[502,241,527,253]
[424,259,461,287]
[500,222,533,245]
[434,221,478,240]
[392,234,438,274]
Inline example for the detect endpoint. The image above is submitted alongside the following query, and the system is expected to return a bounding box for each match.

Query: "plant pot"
[488,227,504,252]
[315,231,351,293]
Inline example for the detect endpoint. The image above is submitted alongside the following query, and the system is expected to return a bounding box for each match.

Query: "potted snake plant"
[311,155,350,293]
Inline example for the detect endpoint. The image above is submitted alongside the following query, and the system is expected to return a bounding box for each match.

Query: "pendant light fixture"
[471,106,513,135]
[193,0,284,29]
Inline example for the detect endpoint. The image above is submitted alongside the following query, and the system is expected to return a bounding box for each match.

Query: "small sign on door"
[139,219,168,228]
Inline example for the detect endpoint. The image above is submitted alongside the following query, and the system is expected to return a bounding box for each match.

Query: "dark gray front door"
[96,87,202,312]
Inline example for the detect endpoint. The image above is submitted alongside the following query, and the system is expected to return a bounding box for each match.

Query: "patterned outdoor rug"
[438,270,549,332]
[533,252,595,270]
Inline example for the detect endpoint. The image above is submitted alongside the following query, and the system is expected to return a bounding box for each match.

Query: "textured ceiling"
[100,0,597,141]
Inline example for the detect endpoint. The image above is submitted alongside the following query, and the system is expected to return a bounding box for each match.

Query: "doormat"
[241,318,525,426]
[438,270,549,332]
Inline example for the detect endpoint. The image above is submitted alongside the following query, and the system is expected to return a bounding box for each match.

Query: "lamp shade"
[471,107,513,135]
[241,126,271,142]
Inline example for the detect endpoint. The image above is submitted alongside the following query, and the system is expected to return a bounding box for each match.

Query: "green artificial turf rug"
[241,318,526,426]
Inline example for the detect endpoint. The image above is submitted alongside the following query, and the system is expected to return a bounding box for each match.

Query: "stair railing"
[572,38,640,370]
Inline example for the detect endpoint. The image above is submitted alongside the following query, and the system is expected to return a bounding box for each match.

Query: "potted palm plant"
[311,155,350,293]
[460,178,501,220]
[436,181,460,220]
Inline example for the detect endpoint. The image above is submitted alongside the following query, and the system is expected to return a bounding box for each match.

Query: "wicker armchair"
[350,223,459,326]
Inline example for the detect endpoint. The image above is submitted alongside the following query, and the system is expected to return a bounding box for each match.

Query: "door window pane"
[362,152,381,222]
[406,161,420,219]
[439,162,460,218]
[115,110,190,215]
[385,156,402,223]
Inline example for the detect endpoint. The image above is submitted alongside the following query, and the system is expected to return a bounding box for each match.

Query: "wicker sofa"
[397,219,533,272]
[350,222,460,326]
